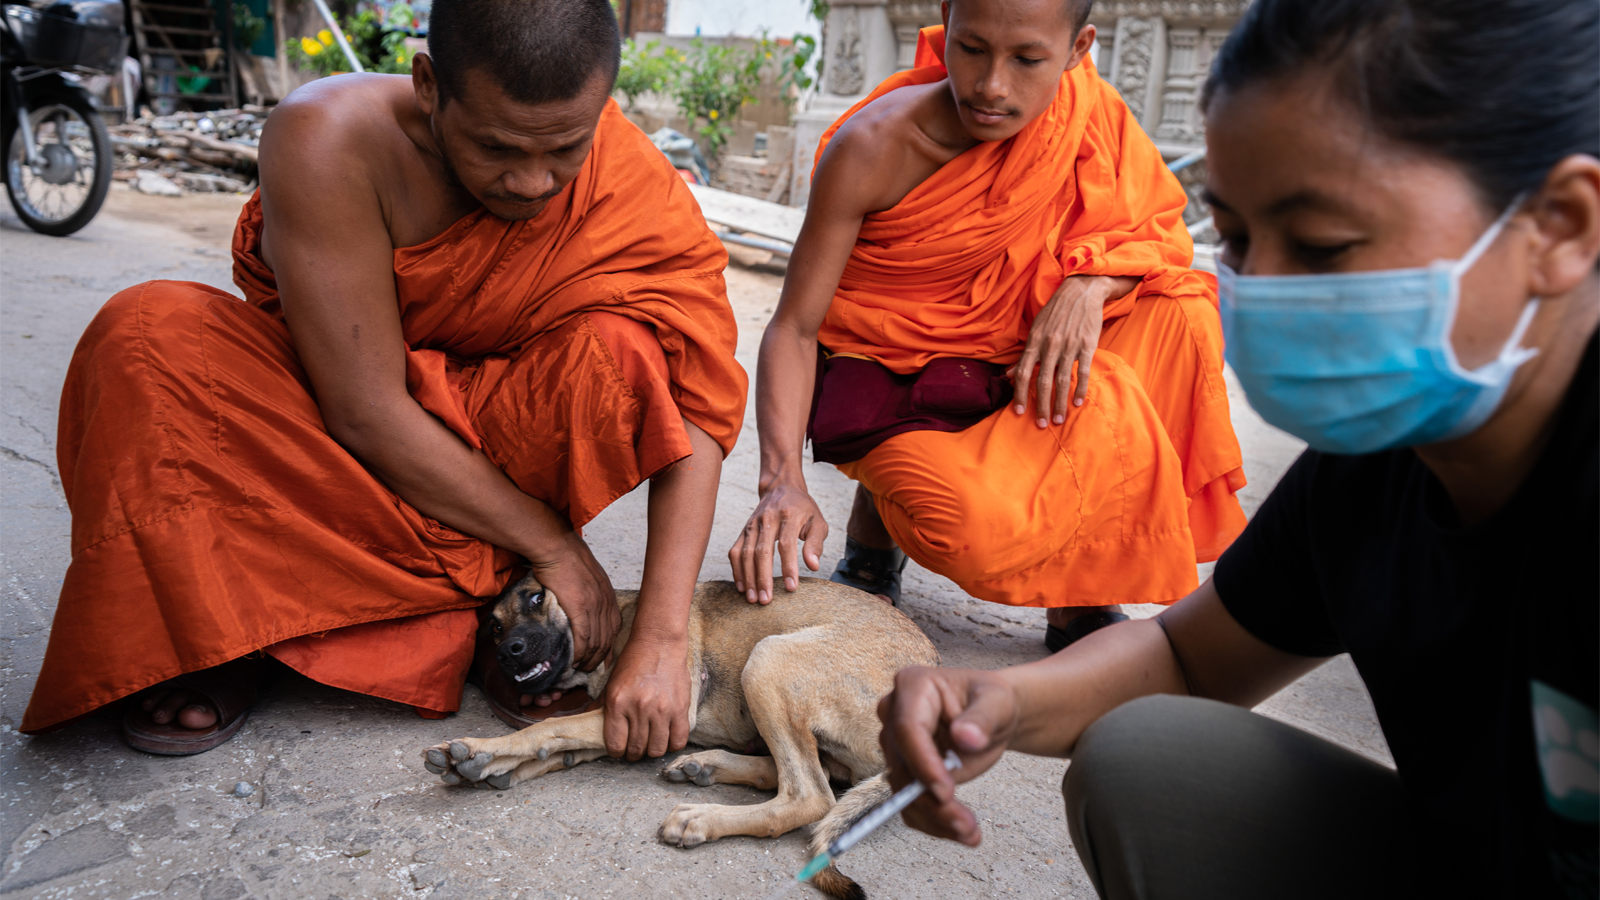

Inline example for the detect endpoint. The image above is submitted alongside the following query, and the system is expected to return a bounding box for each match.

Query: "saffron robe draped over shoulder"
[21,100,747,735]
[818,28,1246,607]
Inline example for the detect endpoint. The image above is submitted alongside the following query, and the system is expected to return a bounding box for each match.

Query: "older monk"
[23,0,746,758]
[730,0,1245,651]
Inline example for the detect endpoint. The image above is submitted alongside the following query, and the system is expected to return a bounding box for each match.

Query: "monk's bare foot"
[140,683,220,730]
[846,485,897,551]
[1046,605,1125,629]
[519,690,563,708]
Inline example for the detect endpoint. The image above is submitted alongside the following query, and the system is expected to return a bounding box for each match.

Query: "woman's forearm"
[1001,618,1189,757]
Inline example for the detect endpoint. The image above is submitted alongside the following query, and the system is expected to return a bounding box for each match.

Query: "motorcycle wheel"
[4,87,114,237]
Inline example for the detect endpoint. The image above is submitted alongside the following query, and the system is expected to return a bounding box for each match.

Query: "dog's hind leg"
[659,634,838,848]
[661,750,779,789]
[423,710,607,787]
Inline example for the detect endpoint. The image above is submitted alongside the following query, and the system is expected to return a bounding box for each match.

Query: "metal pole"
[223,0,238,106]
[716,230,793,257]
[272,0,289,96]
[308,0,364,72]
[1167,146,1206,173]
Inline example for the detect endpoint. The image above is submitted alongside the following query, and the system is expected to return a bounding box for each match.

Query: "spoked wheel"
[4,89,113,236]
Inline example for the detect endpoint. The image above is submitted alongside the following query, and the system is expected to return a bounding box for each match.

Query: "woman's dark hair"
[1202,0,1600,209]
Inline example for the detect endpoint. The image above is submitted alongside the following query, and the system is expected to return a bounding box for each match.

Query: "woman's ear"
[1526,154,1600,298]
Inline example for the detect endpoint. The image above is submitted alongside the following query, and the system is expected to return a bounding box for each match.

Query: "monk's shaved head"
[950,0,1094,31]
[427,0,621,107]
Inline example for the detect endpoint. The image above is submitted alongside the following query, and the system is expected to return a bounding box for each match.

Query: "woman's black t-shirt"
[1214,333,1599,899]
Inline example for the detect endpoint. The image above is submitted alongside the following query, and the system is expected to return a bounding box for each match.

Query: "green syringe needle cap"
[797,852,831,882]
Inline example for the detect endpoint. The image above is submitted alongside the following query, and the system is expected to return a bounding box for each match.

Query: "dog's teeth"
[512,661,552,683]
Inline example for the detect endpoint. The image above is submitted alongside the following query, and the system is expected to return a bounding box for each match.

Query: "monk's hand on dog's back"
[604,636,691,760]
[878,666,1019,847]
[730,477,829,602]
[528,534,620,672]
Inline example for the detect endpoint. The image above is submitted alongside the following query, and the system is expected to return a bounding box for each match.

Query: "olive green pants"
[1064,695,1418,900]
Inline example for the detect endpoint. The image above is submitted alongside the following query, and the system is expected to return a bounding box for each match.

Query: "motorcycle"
[1,0,126,236]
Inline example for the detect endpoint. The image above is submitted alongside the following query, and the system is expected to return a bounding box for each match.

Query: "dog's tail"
[806,773,892,900]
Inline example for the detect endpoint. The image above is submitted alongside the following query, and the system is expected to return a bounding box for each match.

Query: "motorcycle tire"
[4,86,114,237]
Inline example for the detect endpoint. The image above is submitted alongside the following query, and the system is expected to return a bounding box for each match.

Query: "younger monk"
[21,0,746,757]
[730,0,1245,649]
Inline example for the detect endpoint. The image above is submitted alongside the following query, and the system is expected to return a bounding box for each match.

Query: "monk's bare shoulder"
[818,82,974,215]
[258,74,470,250]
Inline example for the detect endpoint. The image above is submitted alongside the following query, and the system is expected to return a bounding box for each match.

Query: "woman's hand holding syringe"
[876,666,1023,847]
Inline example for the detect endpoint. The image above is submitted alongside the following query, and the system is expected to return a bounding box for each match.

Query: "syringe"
[794,750,963,884]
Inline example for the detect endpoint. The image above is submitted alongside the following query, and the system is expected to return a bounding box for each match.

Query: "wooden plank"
[136,3,215,16]
[686,183,805,246]
[139,23,222,37]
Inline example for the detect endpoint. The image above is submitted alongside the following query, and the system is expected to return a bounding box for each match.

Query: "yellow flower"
[317,29,334,45]
[396,53,405,63]
[708,109,719,120]
[301,36,323,55]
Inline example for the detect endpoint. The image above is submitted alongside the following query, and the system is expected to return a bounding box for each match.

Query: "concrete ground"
[0,187,1390,900]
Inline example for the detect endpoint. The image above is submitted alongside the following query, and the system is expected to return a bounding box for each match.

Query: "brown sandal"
[122,657,261,756]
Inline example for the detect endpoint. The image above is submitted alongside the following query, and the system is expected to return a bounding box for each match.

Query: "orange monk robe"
[817,27,1246,608]
[21,99,747,735]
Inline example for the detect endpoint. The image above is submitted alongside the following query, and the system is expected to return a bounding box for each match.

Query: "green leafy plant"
[760,32,818,100]
[285,3,419,77]
[231,3,266,51]
[619,34,818,158]
[616,38,677,111]
[785,33,819,92]
[669,37,764,155]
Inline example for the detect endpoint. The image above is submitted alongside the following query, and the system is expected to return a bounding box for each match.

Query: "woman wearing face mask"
[872,1,1598,898]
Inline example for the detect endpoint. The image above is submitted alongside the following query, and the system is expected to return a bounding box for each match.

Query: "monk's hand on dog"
[529,534,620,672]
[730,477,828,602]
[877,666,1019,847]
[604,636,692,760]
[1011,275,1140,426]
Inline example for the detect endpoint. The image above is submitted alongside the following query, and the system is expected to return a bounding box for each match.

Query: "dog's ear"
[520,587,546,617]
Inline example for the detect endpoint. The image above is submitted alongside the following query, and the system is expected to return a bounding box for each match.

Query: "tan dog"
[422,576,938,899]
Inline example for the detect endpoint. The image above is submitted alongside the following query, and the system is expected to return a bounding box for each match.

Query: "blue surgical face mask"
[1217,200,1539,455]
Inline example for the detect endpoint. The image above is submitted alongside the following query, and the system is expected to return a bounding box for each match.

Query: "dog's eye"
[491,620,503,636]
[522,590,545,613]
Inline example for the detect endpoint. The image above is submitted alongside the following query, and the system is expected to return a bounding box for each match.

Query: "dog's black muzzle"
[496,623,570,697]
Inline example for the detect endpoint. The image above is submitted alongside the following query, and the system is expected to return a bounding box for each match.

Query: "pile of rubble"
[110,107,268,196]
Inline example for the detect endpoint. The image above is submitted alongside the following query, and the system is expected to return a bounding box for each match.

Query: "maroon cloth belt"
[807,355,1012,464]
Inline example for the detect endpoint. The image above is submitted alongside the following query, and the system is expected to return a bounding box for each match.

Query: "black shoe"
[1044,609,1130,653]
[830,537,909,606]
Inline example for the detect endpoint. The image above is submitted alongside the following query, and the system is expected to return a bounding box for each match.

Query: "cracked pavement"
[1,186,1391,900]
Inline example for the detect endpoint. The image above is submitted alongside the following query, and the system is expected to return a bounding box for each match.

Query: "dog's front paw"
[422,739,516,787]
[659,803,725,849]
[661,756,717,787]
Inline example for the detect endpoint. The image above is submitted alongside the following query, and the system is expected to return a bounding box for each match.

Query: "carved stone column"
[886,0,941,70]
[790,0,900,205]
[1107,15,1167,131]
[1090,1,1253,156]
[820,0,898,97]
